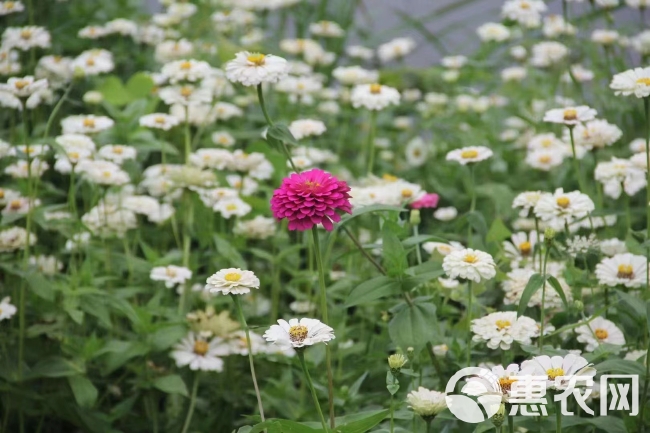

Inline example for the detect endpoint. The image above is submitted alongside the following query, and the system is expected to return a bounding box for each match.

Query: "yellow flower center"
[155,116,166,124]
[288,324,309,343]
[546,368,565,380]
[595,328,609,339]
[180,86,193,97]
[0,189,4,199]
[68,151,80,159]
[463,253,478,264]
[461,149,478,159]
[102,171,112,178]
[193,340,209,355]
[165,267,177,278]
[112,146,124,155]
[20,29,32,39]
[538,155,551,164]
[520,1,530,9]
[83,118,96,128]
[382,174,398,182]
[495,319,511,330]
[499,377,517,391]
[225,204,237,211]
[369,83,382,94]
[636,78,650,86]
[6,2,15,9]
[541,138,553,147]
[224,272,241,282]
[86,58,95,67]
[180,61,192,70]
[401,189,413,198]
[617,264,634,279]
[563,109,577,121]
[556,196,570,208]
[14,80,28,90]
[247,53,266,66]
[519,241,532,255]
[9,199,21,210]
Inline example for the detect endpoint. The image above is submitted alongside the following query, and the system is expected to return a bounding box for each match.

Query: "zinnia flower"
[410,193,439,209]
[263,318,335,348]
[270,168,352,231]
[205,268,260,295]
[406,387,447,418]
[575,316,626,352]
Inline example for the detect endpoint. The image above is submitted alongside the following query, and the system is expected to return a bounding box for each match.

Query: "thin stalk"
[341,226,385,274]
[642,94,650,433]
[311,228,335,428]
[508,414,514,433]
[413,224,423,265]
[568,126,587,193]
[389,395,394,433]
[184,108,191,164]
[232,296,266,423]
[539,248,550,349]
[466,280,473,367]
[425,418,433,433]
[180,374,200,433]
[297,351,329,432]
[256,84,299,172]
[43,82,73,139]
[640,344,650,429]
[366,110,377,175]
[556,400,562,433]
[467,164,476,247]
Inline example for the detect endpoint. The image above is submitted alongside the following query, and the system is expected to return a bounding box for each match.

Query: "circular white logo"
[445,367,504,424]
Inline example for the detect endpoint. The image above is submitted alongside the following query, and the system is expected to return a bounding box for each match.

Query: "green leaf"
[98,76,131,106]
[402,261,445,290]
[486,218,512,243]
[125,72,154,99]
[388,302,437,349]
[466,211,488,237]
[592,359,646,376]
[214,234,247,268]
[386,372,399,395]
[382,221,407,277]
[23,271,55,302]
[586,416,628,433]
[153,375,189,397]
[266,124,299,150]
[546,276,569,310]
[647,301,650,334]
[335,409,389,433]
[67,375,98,408]
[517,273,545,317]
[338,205,406,227]
[30,356,85,378]
[345,276,400,307]
[614,290,645,319]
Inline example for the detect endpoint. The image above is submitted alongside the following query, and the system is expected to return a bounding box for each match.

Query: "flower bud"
[544,227,556,247]
[573,300,584,311]
[491,404,506,428]
[83,90,103,105]
[388,353,408,373]
[409,209,421,225]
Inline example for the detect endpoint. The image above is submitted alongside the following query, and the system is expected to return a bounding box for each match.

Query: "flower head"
[446,146,493,165]
[522,354,596,389]
[472,311,540,350]
[575,317,626,352]
[406,387,447,418]
[442,248,496,283]
[225,51,289,86]
[263,318,334,348]
[270,168,352,231]
[543,106,597,126]
[170,331,228,371]
[610,67,650,98]
[350,83,400,111]
[205,268,260,295]
[595,253,647,288]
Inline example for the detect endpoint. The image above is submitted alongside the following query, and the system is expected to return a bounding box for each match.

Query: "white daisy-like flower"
[2,26,51,50]
[610,67,650,98]
[211,131,236,147]
[289,300,316,314]
[575,317,626,352]
[332,66,378,85]
[471,311,540,350]
[97,145,137,165]
[263,318,334,348]
[161,59,211,83]
[213,196,252,219]
[512,191,544,217]
[205,268,260,295]
[170,332,228,371]
[446,146,493,165]
[432,344,449,357]
[502,268,572,309]
[422,241,464,256]
[76,160,130,186]
[61,115,114,135]
[0,297,17,321]
[443,248,496,283]
[346,45,374,60]
[150,265,192,289]
[233,216,276,240]
[466,363,535,402]
[350,83,400,111]
[477,22,511,42]
[595,253,648,288]
[71,49,115,76]
[225,51,289,86]
[594,158,646,199]
[530,41,568,67]
[139,113,181,130]
[543,106,597,125]
[0,1,24,15]
[522,354,596,389]
[226,330,268,356]
[159,85,212,107]
[288,119,326,140]
[406,387,447,418]
[377,37,416,63]
[533,188,594,226]
[526,149,564,171]
[310,20,344,38]
[565,119,622,150]
[501,0,546,27]
[405,137,429,167]
[433,206,458,221]
[503,231,539,264]
[1,76,48,97]
[0,227,36,252]
[599,239,627,256]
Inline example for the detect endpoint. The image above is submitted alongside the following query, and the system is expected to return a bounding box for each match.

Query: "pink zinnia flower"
[270,168,352,231]
[410,193,440,209]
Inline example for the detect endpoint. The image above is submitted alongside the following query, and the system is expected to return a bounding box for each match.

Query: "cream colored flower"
[406,387,447,418]
[263,318,334,348]
[446,146,493,165]
[595,253,647,288]
[576,317,626,352]
[443,248,496,283]
[225,51,289,86]
[350,83,400,111]
[205,268,260,295]
[543,106,597,125]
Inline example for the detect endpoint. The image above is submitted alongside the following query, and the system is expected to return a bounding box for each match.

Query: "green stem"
[568,126,587,193]
[43,82,73,139]
[467,164,476,247]
[556,400,562,433]
[184,107,191,164]
[180,374,200,433]
[389,394,394,433]
[643,97,650,299]
[256,84,299,173]
[508,414,514,433]
[232,296,266,423]
[426,418,433,433]
[297,351,329,432]
[366,110,377,175]
[466,280,473,367]
[311,228,335,428]
[413,224,423,265]
[341,226,385,274]
[539,248,550,349]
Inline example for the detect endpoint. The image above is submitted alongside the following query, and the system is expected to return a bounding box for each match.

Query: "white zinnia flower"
[533,188,594,226]
[288,119,326,140]
[377,37,415,63]
[0,297,17,321]
[543,106,597,125]
[139,113,181,130]
[477,22,511,42]
[575,317,626,352]
[170,332,228,371]
[433,207,458,221]
[150,265,192,289]
[443,248,496,283]
[472,311,540,350]
[610,67,650,98]
[522,354,596,389]
[512,191,544,217]
[446,146,493,165]
[205,268,260,295]
[406,387,447,418]
[61,115,114,135]
[350,83,400,111]
[161,59,211,83]
[263,318,334,348]
[595,253,648,288]
[225,51,289,86]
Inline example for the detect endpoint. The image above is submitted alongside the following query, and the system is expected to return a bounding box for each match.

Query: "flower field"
[1,0,650,432]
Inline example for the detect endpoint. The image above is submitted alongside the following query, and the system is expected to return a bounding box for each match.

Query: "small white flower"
[170,332,228,371]
[595,253,648,288]
[225,51,289,86]
[432,344,449,357]
[310,20,344,38]
[350,83,400,111]
[161,59,212,84]
[213,197,252,219]
[477,22,511,42]
[97,145,137,165]
[139,113,181,130]
[543,106,597,125]
[288,119,326,140]
[61,115,114,135]
[512,191,544,217]
[0,297,17,321]
[522,354,596,389]
[502,0,546,27]
[526,149,564,171]
[599,238,627,256]
[423,241,464,256]
[150,265,192,289]
[530,41,568,67]
[405,137,429,167]
[446,146,493,165]
[610,67,650,98]
[0,227,36,252]
[332,66,378,85]
[472,311,540,350]
[406,387,447,417]
[433,206,458,221]
[263,317,334,348]
[443,248,496,283]
[575,317,626,352]
[205,268,260,295]
[377,37,415,63]
[533,188,594,226]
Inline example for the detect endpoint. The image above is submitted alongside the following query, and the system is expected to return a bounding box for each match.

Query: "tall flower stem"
[184,108,191,164]
[466,280,473,367]
[467,164,476,247]
[555,400,562,433]
[180,373,200,433]
[389,395,394,433]
[539,248,550,349]
[365,110,377,176]
[311,228,336,428]
[232,295,266,423]
[508,414,514,433]
[297,351,329,432]
[567,126,587,194]
[256,84,299,173]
